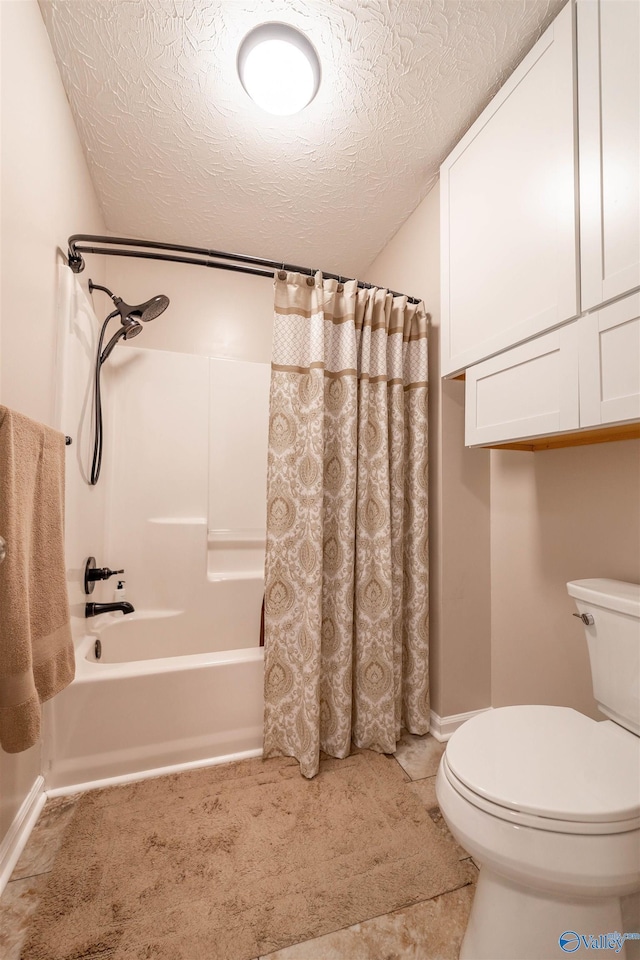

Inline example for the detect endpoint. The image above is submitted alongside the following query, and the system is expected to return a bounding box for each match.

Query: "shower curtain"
[263,271,429,778]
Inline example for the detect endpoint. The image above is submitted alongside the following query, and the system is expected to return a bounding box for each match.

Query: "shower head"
[89,281,170,325]
[129,295,170,323]
[100,316,143,364]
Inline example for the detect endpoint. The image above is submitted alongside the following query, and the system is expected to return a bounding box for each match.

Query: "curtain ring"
[277,263,287,282]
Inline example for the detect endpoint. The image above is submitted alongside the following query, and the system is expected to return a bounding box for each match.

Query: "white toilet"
[436,579,640,960]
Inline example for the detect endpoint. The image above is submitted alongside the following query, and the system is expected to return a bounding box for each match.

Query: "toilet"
[436,579,640,960]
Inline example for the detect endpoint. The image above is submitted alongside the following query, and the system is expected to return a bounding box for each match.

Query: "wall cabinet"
[441,0,639,448]
[465,293,640,446]
[465,325,580,447]
[577,0,640,312]
[579,293,640,428]
[440,1,578,378]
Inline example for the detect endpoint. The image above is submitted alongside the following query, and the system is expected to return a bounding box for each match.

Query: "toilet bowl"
[436,580,640,960]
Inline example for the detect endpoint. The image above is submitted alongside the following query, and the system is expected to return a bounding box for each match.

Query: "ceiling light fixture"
[237,22,321,116]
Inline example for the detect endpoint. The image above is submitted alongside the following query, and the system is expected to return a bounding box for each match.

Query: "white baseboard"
[0,775,46,896]
[430,707,491,742]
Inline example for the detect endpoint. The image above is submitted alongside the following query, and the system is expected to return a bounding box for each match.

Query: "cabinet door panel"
[465,324,580,446]
[441,2,578,377]
[578,0,640,310]
[579,293,640,426]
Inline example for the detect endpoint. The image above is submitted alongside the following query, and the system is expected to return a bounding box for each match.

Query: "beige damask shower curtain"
[263,271,429,778]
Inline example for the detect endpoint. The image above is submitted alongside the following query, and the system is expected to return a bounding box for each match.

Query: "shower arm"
[67,234,424,305]
[89,280,119,302]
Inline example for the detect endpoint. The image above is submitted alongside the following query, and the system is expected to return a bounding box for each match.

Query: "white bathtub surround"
[264,273,429,778]
[84,587,263,663]
[101,349,270,615]
[208,529,266,580]
[103,347,210,612]
[209,357,271,533]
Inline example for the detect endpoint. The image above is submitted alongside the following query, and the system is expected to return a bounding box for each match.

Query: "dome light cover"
[237,22,321,116]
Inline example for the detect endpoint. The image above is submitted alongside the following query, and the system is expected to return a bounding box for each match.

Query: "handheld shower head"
[100,316,143,364]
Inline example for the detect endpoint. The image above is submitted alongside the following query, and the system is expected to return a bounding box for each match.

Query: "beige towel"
[0,406,75,753]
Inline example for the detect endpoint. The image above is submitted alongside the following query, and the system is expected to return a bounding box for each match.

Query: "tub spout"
[85,601,135,617]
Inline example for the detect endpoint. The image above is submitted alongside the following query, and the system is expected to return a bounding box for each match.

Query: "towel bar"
[65,436,72,445]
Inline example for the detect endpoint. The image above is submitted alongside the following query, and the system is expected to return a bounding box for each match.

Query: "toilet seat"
[441,754,640,835]
[444,705,640,834]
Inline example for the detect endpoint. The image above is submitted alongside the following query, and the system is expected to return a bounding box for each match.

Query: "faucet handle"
[84,557,125,594]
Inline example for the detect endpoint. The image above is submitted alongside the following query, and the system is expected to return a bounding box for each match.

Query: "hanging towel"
[0,406,75,753]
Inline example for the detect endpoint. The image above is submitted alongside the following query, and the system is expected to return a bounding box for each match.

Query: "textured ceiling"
[39,0,564,277]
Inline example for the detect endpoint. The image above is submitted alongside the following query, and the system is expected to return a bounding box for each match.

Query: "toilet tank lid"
[567,579,640,618]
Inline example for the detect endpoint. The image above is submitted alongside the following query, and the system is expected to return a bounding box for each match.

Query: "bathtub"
[43,577,265,792]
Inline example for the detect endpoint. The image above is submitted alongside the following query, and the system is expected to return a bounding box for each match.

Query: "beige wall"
[491,441,640,717]
[104,256,274,363]
[365,182,640,724]
[365,186,492,720]
[0,0,107,845]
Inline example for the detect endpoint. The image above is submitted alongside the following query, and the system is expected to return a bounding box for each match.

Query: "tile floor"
[0,734,477,960]
[0,794,82,960]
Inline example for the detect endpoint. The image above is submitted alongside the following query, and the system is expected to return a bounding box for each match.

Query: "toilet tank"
[567,579,640,736]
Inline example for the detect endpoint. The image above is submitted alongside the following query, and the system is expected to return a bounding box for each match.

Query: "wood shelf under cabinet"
[488,421,640,452]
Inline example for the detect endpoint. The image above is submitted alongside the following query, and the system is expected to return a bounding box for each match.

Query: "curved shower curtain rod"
[67,234,423,305]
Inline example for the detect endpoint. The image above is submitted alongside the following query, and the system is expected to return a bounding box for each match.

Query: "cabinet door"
[578,0,640,311]
[579,292,640,426]
[441,2,578,377]
[465,324,580,447]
